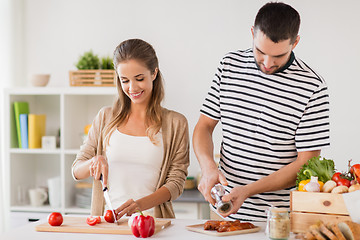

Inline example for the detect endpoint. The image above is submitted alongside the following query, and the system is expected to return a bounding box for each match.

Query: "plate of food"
[186,220,261,236]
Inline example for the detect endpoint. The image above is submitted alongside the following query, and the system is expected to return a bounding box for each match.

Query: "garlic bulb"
[304,176,320,192]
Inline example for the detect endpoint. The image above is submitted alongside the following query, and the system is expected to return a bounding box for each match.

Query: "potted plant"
[69,50,115,87]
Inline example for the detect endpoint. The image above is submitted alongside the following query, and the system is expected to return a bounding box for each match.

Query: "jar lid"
[269,207,289,213]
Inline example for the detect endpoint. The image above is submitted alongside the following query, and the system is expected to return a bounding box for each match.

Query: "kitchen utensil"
[29,188,48,207]
[100,174,118,224]
[186,223,260,236]
[211,184,233,214]
[35,216,171,235]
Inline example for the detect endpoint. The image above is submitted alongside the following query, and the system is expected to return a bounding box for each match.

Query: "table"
[0,218,298,240]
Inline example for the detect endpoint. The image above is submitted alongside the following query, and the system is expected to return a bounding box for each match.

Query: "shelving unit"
[3,87,117,225]
[3,87,209,228]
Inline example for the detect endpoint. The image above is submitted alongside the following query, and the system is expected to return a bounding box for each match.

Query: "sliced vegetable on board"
[86,216,101,226]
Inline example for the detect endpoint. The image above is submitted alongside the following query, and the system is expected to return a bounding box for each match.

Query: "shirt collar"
[275,51,295,73]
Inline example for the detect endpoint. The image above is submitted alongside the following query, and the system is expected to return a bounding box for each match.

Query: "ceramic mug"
[29,188,47,207]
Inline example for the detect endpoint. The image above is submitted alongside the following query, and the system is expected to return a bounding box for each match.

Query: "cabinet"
[173,189,210,219]
[3,87,117,218]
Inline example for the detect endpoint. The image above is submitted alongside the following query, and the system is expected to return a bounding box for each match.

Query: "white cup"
[48,177,61,208]
[29,188,47,207]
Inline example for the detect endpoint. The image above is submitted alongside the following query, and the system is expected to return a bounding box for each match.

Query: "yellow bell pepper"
[298,179,324,192]
[318,181,324,191]
[298,179,310,191]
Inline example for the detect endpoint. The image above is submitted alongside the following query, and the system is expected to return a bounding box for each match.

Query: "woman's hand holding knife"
[89,155,109,187]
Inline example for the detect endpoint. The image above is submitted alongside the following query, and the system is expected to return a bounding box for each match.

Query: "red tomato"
[104,210,115,223]
[337,178,351,188]
[86,216,100,226]
[350,164,360,179]
[332,172,342,183]
[48,212,63,226]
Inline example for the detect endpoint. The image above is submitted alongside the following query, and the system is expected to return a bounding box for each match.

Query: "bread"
[309,224,326,240]
[301,220,360,240]
[319,222,337,240]
[303,231,316,240]
[329,223,346,240]
[337,221,360,240]
[310,229,326,240]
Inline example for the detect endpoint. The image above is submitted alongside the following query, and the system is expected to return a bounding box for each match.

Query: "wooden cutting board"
[186,224,261,236]
[35,216,171,235]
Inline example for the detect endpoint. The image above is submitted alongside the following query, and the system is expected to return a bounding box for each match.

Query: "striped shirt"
[201,48,330,222]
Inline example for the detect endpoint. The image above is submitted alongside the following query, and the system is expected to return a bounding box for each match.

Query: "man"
[193,2,330,222]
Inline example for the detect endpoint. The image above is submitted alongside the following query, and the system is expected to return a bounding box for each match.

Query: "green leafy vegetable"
[296,156,335,190]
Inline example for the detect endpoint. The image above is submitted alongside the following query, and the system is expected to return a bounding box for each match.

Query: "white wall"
[0,0,21,233]
[12,0,360,175]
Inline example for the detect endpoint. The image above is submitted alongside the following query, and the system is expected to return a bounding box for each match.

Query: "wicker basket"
[69,70,116,87]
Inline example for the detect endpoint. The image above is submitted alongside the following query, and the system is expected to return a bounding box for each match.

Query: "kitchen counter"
[1,217,298,240]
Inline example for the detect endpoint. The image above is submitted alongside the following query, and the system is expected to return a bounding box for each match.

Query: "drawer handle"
[323,200,331,207]
[28,218,40,222]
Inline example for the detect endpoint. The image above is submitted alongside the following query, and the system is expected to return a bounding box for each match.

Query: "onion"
[349,184,360,192]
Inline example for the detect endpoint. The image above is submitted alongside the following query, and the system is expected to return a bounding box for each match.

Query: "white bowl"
[31,74,50,87]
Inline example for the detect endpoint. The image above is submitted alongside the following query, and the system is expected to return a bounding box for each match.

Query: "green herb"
[295,156,335,190]
[100,56,114,70]
[75,50,100,70]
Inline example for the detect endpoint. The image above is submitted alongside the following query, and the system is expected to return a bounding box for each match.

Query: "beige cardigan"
[72,107,190,218]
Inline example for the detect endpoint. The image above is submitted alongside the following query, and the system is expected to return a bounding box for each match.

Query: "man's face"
[252,28,299,75]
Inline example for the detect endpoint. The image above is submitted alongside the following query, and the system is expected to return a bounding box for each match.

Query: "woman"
[72,39,189,219]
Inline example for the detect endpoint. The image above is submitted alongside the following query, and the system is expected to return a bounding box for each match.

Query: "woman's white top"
[105,129,163,212]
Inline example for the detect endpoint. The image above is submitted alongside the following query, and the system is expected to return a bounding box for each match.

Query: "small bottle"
[267,207,290,240]
[210,184,233,214]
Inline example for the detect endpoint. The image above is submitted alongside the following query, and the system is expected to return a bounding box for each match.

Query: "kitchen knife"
[100,174,119,225]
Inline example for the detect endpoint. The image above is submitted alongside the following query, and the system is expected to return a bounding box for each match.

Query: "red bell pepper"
[131,211,155,238]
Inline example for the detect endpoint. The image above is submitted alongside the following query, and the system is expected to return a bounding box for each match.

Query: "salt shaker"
[210,184,233,214]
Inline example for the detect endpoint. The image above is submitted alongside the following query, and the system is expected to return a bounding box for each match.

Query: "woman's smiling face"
[117,59,157,106]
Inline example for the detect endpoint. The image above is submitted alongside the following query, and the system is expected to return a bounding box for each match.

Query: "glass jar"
[267,208,290,240]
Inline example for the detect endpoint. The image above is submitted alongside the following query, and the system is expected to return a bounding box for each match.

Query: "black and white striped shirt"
[201,48,330,222]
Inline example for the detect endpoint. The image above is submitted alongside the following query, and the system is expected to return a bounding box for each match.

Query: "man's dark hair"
[254,2,300,44]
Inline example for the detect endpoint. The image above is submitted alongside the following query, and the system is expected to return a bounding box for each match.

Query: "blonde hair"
[103,39,164,147]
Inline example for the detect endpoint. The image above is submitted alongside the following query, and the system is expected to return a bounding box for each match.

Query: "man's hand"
[198,167,228,206]
[220,185,250,217]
